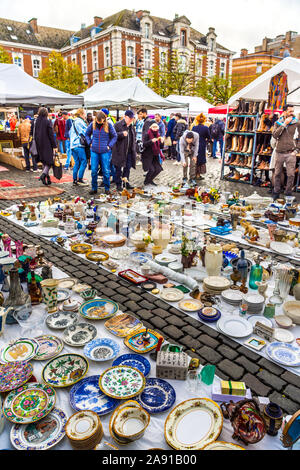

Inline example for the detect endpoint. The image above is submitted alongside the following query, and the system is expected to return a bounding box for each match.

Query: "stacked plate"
[244,293,265,314]
[198,307,221,323]
[221,290,244,306]
[203,277,231,295]
[217,316,253,338]
[65,410,103,450]
[109,400,150,444]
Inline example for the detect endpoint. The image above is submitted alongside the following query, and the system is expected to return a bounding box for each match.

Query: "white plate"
[273,328,294,343]
[270,242,294,256]
[244,293,265,305]
[37,227,60,237]
[221,290,244,303]
[160,288,184,302]
[217,316,253,338]
[247,316,273,328]
[204,277,231,290]
[155,254,178,265]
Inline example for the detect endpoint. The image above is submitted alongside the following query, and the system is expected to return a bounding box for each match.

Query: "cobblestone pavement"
[0,158,300,414]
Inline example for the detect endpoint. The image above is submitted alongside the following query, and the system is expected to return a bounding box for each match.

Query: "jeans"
[65,139,72,167]
[115,153,132,187]
[274,151,297,195]
[57,140,66,154]
[23,143,37,170]
[72,147,87,181]
[91,151,111,191]
[176,142,181,162]
[110,161,116,182]
[212,138,224,158]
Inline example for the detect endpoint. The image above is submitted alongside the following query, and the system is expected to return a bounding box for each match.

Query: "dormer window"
[6,25,12,31]
[180,30,187,47]
[210,39,215,51]
[145,23,150,39]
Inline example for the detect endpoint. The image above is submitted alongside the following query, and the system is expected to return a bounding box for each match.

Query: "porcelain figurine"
[15,240,23,258]
[256,280,268,300]
[0,306,12,336]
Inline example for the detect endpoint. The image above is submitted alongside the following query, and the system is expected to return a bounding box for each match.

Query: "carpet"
[34,174,73,184]
[0,186,65,200]
[0,166,9,172]
[0,179,25,189]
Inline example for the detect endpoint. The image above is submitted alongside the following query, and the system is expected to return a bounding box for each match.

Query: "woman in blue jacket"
[85,111,117,195]
[69,109,88,185]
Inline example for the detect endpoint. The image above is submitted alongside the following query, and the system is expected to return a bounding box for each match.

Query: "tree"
[105,66,135,81]
[0,46,12,64]
[194,76,241,105]
[39,51,86,95]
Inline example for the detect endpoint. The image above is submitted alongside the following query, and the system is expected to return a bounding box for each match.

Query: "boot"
[233,170,241,180]
[239,99,246,115]
[231,155,240,166]
[231,136,238,151]
[247,156,253,168]
[238,136,244,152]
[247,137,254,154]
[231,117,239,132]
[245,102,250,114]
[248,102,254,114]
[254,101,260,114]
[242,137,249,153]
[241,118,247,132]
[257,114,266,132]
[258,100,267,115]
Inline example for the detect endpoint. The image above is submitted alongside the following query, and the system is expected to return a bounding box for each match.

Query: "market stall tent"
[82,77,186,110]
[149,95,211,117]
[0,63,84,106]
[229,57,300,106]
[208,104,233,114]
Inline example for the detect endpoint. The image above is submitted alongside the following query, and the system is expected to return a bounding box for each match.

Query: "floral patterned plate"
[62,322,97,347]
[46,311,78,330]
[99,366,145,399]
[57,289,70,303]
[104,313,143,337]
[34,335,64,361]
[164,398,223,450]
[0,361,34,392]
[10,407,67,450]
[0,338,39,363]
[79,299,119,320]
[42,354,89,388]
[3,382,56,424]
[112,354,151,377]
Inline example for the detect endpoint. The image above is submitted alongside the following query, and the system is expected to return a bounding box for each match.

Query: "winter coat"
[157,120,166,137]
[142,116,154,142]
[179,130,199,164]
[166,118,176,140]
[142,128,164,172]
[112,119,137,169]
[69,118,88,150]
[17,120,31,144]
[54,117,66,141]
[64,118,73,140]
[210,119,225,140]
[85,121,117,154]
[31,116,56,166]
[173,119,188,141]
[192,124,211,164]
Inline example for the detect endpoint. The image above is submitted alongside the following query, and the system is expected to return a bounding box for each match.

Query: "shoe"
[46,175,51,185]
[189,179,197,186]
[26,169,31,172]
[77,179,89,186]
[241,137,249,153]
[273,193,280,201]
[73,180,78,186]
[89,189,97,195]
[150,182,157,186]
[105,190,110,195]
[136,161,142,166]
[198,175,205,181]
[64,166,69,170]
[33,169,39,173]
[182,178,188,184]
[126,183,134,190]
[39,173,47,185]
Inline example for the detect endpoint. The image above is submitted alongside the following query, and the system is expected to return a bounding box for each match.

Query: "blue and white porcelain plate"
[135,377,176,414]
[69,375,119,416]
[266,342,300,367]
[130,252,152,264]
[112,354,151,377]
[83,338,120,362]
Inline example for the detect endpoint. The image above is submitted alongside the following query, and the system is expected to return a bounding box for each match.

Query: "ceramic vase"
[40,278,59,313]
[204,244,223,276]
[3,267,31,323]
[151,224,171,250]
[263,403,283,436]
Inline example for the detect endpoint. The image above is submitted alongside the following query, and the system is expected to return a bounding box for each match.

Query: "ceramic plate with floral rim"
[79,299,119,321]
[112,354,151,377]
[57,289,70,303]
[0,338,40,364]
[104,313,143,338]
[34,335,64,361]
[135,377,176,414]
[85,251,109,262]
[57,278,77,290]
[10,407,67,450]
[0,361,33,393]
[202,441,245,450]
[83,338,120,362]
[62,323,97,347]
[178,299,203,312]
[3,382,56,424]
[164,398,223,450]
[46,310,78,330]
[99,366,145,399]
[124,329,164,354]
[42,354,89,388]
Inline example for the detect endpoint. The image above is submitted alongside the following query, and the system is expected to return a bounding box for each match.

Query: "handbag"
[164,136,172,147]
[53,153,63,180]
[73,121,88,148]
[29,121,38,156]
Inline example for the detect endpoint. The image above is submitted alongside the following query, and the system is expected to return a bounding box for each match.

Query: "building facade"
[0,10,234,88]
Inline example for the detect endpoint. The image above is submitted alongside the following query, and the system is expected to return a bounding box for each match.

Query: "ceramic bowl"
[274,315,295,329]
[113,405,150,442]
[80,289,97,301]
[283,301,300,325]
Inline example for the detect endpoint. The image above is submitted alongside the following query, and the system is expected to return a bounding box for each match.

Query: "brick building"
[0,10,234,88]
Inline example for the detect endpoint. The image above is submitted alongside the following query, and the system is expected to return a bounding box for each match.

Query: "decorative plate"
[57,278,77,289]
[0,338,39,363]
[203,276,231,290]
[37,227,60,237]
[60,299,81,311]
[57,289,70,303]
[266,342,300,367]
[273,329,294,344]
[79,299,119,320]
[247,316,273,328]
[164,398,223,450]
[135,377,176,414]
[274,315,294,329]
[86,251,109,262]
[42,354,89,388]
[112,354,151,377]
[65,410,101,442]
[217,316,253,338]
[10,407,67,450]
[155,254,178,266]
[34,335,64,361]
[62,322,97,347]
[105,313,143,337]
[198,311,221,323]
[72,283,91,294]
[70,243,92,254]
[0,361,33,392]
[69,375,119,416]
[178,299,203,312]
[202,441,245,450]
[199,307,221,318]
[3,383,56,424]
[83,338,120,362]
[221,290,244,303]
[99,365,145,399]
[270,242,294,256]
[100,234,127,247]
[109,400,142,444]
[160,288,184,302]
[124,328,164,354]
[130,252,153,264]
[46,311,78,330]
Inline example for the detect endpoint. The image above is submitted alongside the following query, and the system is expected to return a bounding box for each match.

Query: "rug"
[0,166,9,172]
[0,180,25,189]
[34,174,73,184]
[0,186,65,200]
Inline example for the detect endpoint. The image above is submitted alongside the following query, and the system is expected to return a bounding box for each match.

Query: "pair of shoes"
[73,180,78,186]
[77,179,89,186]
[39,173,47,185]
[89,189,97,195]
[25,169,31,172]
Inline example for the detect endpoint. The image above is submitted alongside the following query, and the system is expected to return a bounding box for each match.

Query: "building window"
[145,23,150,39]
[105,47,110,67]
[210,39,215,51]
[196,58,202,76]
[32,58,41,78]
[93,49,98,71]
[180,30,187,47]
[256,62,262,74]
[127,46,134,67]
[160,51,166,68]
[208,60,214,76]
[13,54,22,68]
[144,49,151,69]
[179,54,187,72]
[71,54,76,63]
[81,53,87,74]
[93,73,98,84]
[220,61,226,78]
[145,77,150,87]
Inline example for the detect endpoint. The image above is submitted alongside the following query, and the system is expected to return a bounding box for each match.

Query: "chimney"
[29,18,38,34]
[240,48,248,57]
[94,16,103,27]
[136,10,144,19]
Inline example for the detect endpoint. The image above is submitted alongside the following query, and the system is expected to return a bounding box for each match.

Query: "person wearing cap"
[179,130,199,186]
[142,120,164,186]
[112,110,137,191]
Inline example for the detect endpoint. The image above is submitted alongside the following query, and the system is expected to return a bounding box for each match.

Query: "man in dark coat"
[111,110,136,191]
[192,117,211,180]
[31,107,57,185]
[166,113,176,160]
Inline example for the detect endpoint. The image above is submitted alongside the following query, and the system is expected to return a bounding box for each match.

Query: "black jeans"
[115,153,132,187]
[23,143,37,170]
[144,155,162,184]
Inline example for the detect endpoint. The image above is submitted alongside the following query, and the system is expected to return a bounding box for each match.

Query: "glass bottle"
[28,271,42,305]
[236,249,248,282]
[249,257,263,290]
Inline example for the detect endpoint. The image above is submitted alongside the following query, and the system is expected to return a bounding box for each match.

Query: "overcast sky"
[1,0,299,56]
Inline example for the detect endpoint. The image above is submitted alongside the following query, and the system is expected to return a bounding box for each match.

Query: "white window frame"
[71,54,77,63]
[178,54,187,72]
[160,51,167,68]
[127,46,134,67]
[92,47,98,71]
[93,72,99,84]
[144,49,151,69]
[180,30,187,47]
[12,52,23,68]
[81,51,87,74]
[208,59,215,77]
[220,61,226,78]
[196,56,202,76]
[32,56,41,78]
[256,62,262,74]
[145,23,150,39]
[105,46,110,68]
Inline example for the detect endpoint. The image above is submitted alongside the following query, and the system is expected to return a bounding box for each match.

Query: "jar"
[204,244,223,277]
[263,403,283,436]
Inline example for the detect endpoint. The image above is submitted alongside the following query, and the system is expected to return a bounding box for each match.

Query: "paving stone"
[180,335,202,350]
[237,346,261,362]
[95,275,108,283]
[136,309,153,321]
[185,317,203,328]
[217,345,239,360]
[153,299,172,311]
[100,287,117,298]
[165,315,186,328]
[110,294,128,305]
[124,301,140,313]
[235,356,260,375]
[258,359,285,376]
[162,325,184,341]
[220,336,241,349]
[214,367,230,381]
[199,325,219,339]
[281,371,300,388]
[257,370,286,392]
[82,276,95,285]
[105,281,121,290]
[182,325,201,339]
[184,350,202,361]
[139,300,155,310]
[283,385,300,405]
[69,259,82,266]
[117,286,134,296]
[168,307,186,318]
[152,308,170,319]
[150,316,168,330]
[242,373,271,397]
[142,320,153,330]
[218,359,244,380]
[198,346,222,364]
[198,334,219,349]
[268,392,299,415]
[141,292,157,303]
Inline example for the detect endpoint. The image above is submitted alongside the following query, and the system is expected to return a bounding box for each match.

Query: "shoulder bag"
[29,121,38,156]
[52,152,63,180]
[73,120,88,148]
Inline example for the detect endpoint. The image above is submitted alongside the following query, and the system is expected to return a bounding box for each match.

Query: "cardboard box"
[156,351,189,380]
[212,382,251,403]
[221,380,246,396]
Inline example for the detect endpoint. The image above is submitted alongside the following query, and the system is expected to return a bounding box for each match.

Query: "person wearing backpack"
[211,118,225,159]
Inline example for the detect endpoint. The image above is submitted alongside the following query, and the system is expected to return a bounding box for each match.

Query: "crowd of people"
[13,108,226,194]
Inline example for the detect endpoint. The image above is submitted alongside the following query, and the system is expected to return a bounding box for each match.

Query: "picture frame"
[244,336,267,351]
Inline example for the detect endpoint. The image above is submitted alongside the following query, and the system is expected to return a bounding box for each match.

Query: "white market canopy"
[148,94,212,117]
[81,77,187,110]
[229,57,300,106]
[0,63,84,106]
